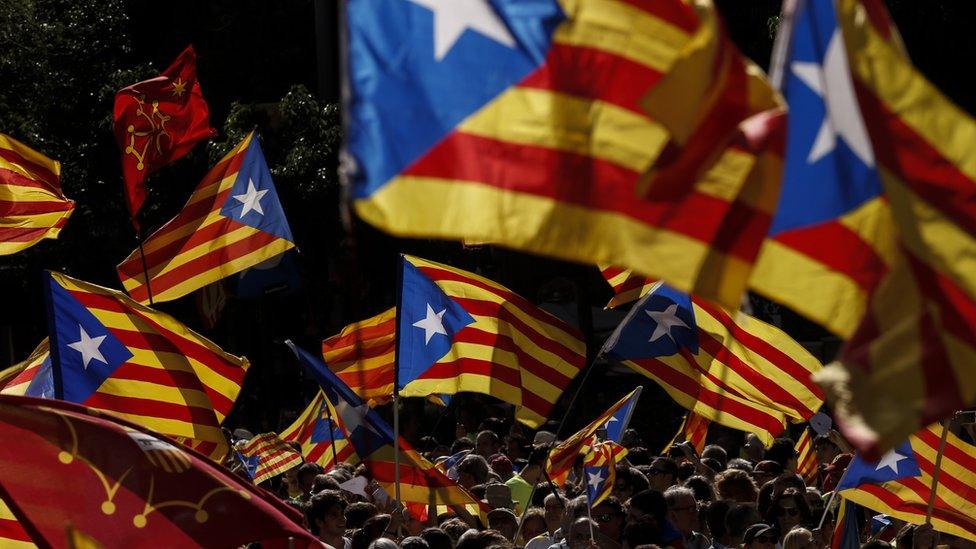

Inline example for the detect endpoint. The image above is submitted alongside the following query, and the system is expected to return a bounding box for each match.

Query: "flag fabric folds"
[600,266,656,309]
[237,433,304,485]
[831,498,863,549]
[396,255,585,427]
[0,132,74,255]
[287,341,484,509]
[279,389,359,470]
[322,307,397,405]
[44,271,248,459]
[0,395,317,548]
[0,339,53,398]
[794,428,818,485]
[113,45,213,224]
[345,0,783,311]
[117,132,295,304]
[547,388,641,487]
[839,425,976,542]
[602,282,824,445]
[583,440,628,508]
[0,498,32,549]
[665,412,710,455]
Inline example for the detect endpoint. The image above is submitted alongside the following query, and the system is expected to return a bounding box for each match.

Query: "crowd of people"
[236,414,959,549]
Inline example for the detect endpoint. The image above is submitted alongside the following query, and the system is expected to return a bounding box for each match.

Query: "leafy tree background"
[1,0,974,445]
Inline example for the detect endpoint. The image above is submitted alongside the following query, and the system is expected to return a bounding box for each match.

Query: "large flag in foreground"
[757,0,976,456]
[602,282,824,445]
[279,389,358,470]
[344,0,782,311]
[287,341,483,508]
[396,255,585,427]
[547,388,641,486]
[0,395,317,548]
[0,132,74,255]
[117,132,295,304]
[113,46,213,224]
[839,425,976,542]
[322,307,397,405]
[44,271,248,458]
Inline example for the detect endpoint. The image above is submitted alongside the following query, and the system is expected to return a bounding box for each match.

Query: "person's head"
[766,488,811,535]
[627,489,668,526]
[543,492,564,533]
[726,458,754,473]
[765,438,798,472]
[613,465,650,501]
[569,517,600,549]
[368,539,398,549]
[626,447,652,466]
[752,460,783,488]
[560,495,590,541]
[622,516,661,549]
[487,508,519,541]
[621,428,643,448]
[489,454,514,481]
[440,518,472,544]
[714,469,759,503]
[456,454,490,488]
[701,445,728,470]
[420,527,454,549]
[705,500,731,544]
[297,462,323,494]
[521,508,549,542]
[646,457,678,493]
[345,501,378,529]
[402,506,426,536]
[743,523,777,549]
[813,434,842,466]
[360,514,392,543]
[592,496,626,541]
[683,475,715,502]
[400,536,430,549]
[725,503,762,544]
[783,527,816,549]
[484,482,514,510]
[451,437,475,454]
[744,434,764,462]
[456,529,511,549]
[311,473,341,495]
[804,488,824,522]
[476,430,502,458]
[306,489,347,540]
[664,486,699,537]
[821,454,853,492]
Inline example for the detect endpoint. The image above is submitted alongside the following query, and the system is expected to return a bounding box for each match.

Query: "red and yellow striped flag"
[665,412,710,455]
[600,266,656,309]
[841,425,976,542]
[279,390,358,470]
[0,132,73,255]
[0,498,33,548]
[398,256,586,428]
[117,132,294,304]
[584,440,628,507]
[808,0,976,456]
[322,307,396,405]
[45,271,248,460]
[238,433,304,485]
[0,340,50,397]
[795,428,818,485]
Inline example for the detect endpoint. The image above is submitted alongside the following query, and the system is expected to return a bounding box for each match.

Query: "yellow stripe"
[838,0,976,183]
[0,210,71,229]
[329,349,394,372]
[0,132,60,180]
[401,371,522,404]
[98,378,220,412]
[554,0,690,73]
[0,181,67,202]
[458,87,667,173]
[944,333,976,409]
[103,409,224,442]
[117,349,242,405]
[370,177,749,310]
[835,195,897,266]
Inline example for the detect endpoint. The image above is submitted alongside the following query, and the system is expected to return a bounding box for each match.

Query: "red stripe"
[109,362,235,414]
[0,224,64,242]
[336,366,393,391]
[912,445,976,504]
[120,209,236,274]
[626,357,786,434]
[0,518,31,543]
[613,0,699,32]
[453,325,574,387]
[856,482,976,533]
[773,220,889,292]
[676,347,749,401]
[405,132,769,260]
[327,341,394,366]
[520,390,553,419]
[693,298,825,401]
[860,0,895,40]
[855,81,976,235]
[366,459,469,493]
[84,391,221,426]
[0,148,58,187]
[324,317,396,350]
[0,167,57,194]
[904,252,976,348]
[0,198,72,216]
[126,230,282,301]
[417,356,522,388]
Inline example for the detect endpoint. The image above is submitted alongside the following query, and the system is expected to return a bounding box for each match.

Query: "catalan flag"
[600,266,656,309]
[43,271,248,459]
[0,498,32,549]
[547,388,641,487]
[602,283,824,445]
[287,341,484,509]
[238,433,304,485]
[584,440,628,508]
[323,307,397,405]
[665,412,710,455]
[758,0,976,456]
[117,132,295,304]
[0,340,53,398]
[396,255,585,428]
[0,132,73,255]
[840,425,976,542]
[279,389,359,470]
[795,428,818,485]
[345,0,782,311]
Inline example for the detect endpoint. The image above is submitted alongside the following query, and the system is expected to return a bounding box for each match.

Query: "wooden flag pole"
[925,419,951,525]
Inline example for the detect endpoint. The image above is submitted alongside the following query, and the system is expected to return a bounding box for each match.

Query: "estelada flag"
[0,132,74,255]
[345,0,781,311]
[0,395,318,548]
[113,45,214,225]
[279,389,359,470]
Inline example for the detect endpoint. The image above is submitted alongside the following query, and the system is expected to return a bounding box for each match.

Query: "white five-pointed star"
[874,448,909,474]
[406,0,516,61]
[335,400,380,436]
[603,416,619,430]
[791,30,875,166]
[587,470,605,491]
[67,325,107,370]
[646,304,689,343]
[413,303,448,344]
[232,179,269,218]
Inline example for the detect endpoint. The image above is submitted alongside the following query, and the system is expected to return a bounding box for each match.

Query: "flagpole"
[925,418,951,525]
[818,457,855,530]
[136,230,155,306]
[392,254,405,512]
